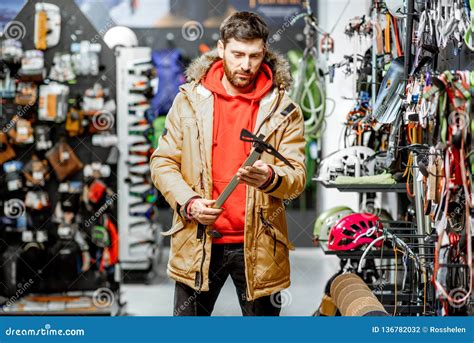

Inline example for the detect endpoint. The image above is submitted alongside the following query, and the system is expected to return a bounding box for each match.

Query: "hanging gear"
[1,39,23,64]
[25,190,50,211]
[385,0,404,18]
[288,50,326,141]
[34,125,53,151]
[38,83,69,122]
[45,138,84,182]
[34,2,61,50]
[18,50,46,81]
[92,225,110,248]
[0,132,16,165]
[15,82,37,106]
[83,163,111,179]
[49,52,75,82]
[3,160,24,192]
[65,105,85,137]
[23,155,49,187]
[373,56,404,124]
[9,117,34,145]
[150,49,185,116]
[320,33,334,55]
[87,180,107,205]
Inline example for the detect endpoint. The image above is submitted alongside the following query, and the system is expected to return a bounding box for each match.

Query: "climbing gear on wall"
[34,2,61,50]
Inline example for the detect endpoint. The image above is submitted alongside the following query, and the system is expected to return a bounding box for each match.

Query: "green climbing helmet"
[371,208,393,221]
[313,206,353,242]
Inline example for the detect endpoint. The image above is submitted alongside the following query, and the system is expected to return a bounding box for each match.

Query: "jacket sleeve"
[259,105,307,200]
[149,92,200,213]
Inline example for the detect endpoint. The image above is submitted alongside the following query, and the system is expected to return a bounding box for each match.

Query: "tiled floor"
[122,247,339,316]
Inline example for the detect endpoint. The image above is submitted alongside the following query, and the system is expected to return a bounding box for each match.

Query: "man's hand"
[237,160,271,188]
[189,199,223,225]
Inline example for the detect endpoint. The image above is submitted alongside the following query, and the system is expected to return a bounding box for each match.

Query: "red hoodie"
[202,60,273,244]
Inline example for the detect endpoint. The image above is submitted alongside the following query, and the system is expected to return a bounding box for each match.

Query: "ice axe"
[199,105,296,239]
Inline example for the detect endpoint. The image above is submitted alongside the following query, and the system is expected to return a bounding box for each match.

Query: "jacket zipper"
[196,172,206,290]
[196,227,206,290]
[199,171,204,194]
[194,107,207,291]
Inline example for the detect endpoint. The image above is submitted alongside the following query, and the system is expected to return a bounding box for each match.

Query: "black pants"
[173,243,281,316]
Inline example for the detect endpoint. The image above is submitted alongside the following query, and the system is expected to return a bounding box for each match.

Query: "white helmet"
[104,26,138,50]
[316,146,376,182]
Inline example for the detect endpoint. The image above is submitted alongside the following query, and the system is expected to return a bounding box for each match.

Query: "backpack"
[151,49,185,116]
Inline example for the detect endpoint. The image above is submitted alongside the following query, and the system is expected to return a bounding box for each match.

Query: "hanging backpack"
[151,49,186,116]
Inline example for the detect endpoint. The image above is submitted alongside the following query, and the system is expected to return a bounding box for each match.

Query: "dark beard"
[223,59,256,89]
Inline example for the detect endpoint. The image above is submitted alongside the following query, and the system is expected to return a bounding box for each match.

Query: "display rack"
[316,179,406,193]
[316,145,437,315]
[311,0,463,316]
[0,0,122,315]
[115,47,162,278]
[1,292,121,316]
[320,215,436,315]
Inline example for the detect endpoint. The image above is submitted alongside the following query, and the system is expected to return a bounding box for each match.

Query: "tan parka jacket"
[149,49,306,300]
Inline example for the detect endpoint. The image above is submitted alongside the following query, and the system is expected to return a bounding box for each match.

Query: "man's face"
[218,38,266,89]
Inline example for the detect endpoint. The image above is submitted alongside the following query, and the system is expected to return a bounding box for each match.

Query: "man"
[150,11,306,316]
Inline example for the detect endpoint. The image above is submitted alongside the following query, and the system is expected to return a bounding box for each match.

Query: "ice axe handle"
[197,141,262,240]
[214,148,262,209]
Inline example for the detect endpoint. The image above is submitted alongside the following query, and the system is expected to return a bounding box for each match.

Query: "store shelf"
[319,242,396,258]
[373,293,415,302]
[383,305,433,316]
[315,179,407,193]
[0,292,121,316]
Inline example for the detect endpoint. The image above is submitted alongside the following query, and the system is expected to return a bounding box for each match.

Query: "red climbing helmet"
[328,213,383,251]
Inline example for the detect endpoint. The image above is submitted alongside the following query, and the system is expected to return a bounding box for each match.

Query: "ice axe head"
[240,128,295,169]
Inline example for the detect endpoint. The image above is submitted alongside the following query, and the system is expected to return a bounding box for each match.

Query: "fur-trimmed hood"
[185,49,293,90]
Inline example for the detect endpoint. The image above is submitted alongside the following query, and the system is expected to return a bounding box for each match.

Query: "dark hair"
[220,11,269,45]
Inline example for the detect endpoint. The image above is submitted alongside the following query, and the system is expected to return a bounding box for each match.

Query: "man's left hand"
[237,160,271,188]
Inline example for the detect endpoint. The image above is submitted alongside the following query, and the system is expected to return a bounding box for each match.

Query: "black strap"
[280,103,296,116]
[266,174,283,193]
[196,223,205,240]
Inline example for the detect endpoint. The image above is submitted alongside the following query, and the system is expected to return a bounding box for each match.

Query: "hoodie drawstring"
[212,93,220,148]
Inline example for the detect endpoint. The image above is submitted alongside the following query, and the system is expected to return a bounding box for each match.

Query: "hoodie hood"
[185,49,293,90]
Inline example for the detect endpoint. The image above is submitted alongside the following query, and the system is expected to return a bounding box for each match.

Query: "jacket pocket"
[168,215,198,274]
[253,206,293,287]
